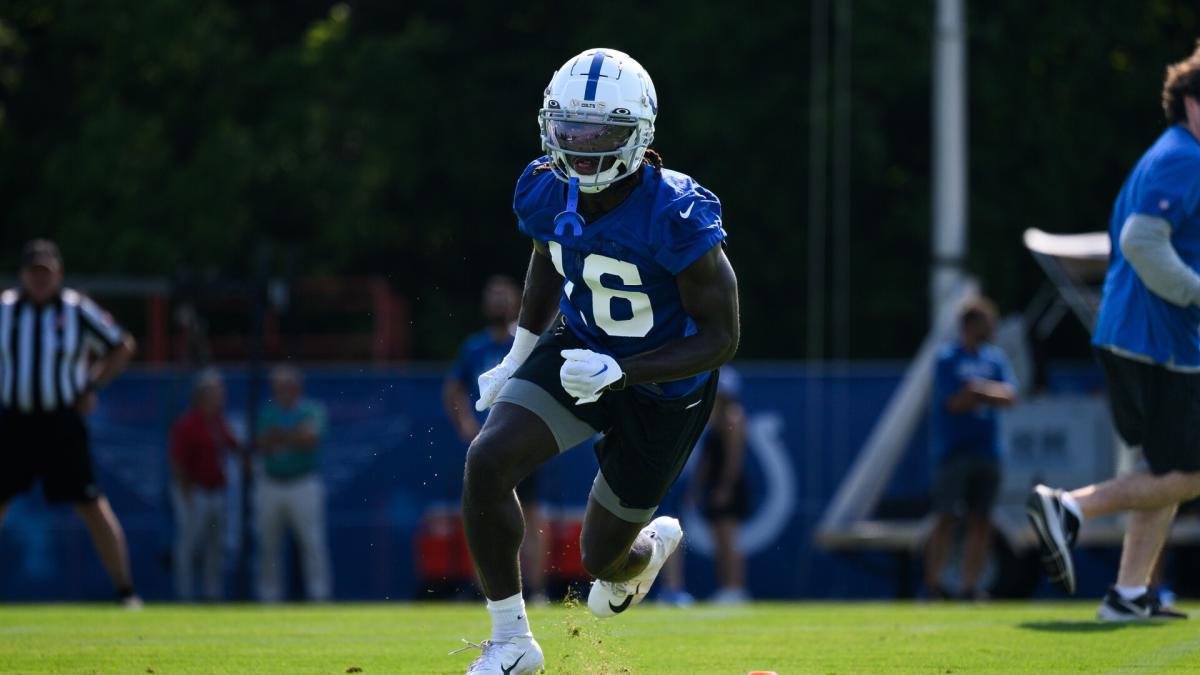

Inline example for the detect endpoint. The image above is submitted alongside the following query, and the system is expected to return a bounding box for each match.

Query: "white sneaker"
[453,635,544,674]
[587,516,683,618]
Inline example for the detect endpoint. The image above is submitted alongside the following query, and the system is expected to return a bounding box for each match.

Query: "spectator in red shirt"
[170,370,239,601]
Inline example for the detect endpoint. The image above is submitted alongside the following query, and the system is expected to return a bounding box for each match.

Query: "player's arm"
[945,379,1016,412]
[474,242,564,412]
[520,241,564,334]
[618,245,739,386]
[1119,213,1200,307]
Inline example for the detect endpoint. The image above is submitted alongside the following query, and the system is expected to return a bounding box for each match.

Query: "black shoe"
[1097,587,1187,621]
[1026,484,1080,595]
[1148,590,1189,620]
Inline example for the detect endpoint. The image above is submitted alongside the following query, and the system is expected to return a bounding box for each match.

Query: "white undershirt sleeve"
[1118,213,1200,308]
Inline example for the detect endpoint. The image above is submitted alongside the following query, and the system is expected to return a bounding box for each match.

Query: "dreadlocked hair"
[532,148,665,177]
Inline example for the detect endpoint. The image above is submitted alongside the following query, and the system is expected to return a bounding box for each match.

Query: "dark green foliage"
[0,1,1195,358]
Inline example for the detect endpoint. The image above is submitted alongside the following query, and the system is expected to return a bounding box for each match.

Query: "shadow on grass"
[1019,621,1167,633]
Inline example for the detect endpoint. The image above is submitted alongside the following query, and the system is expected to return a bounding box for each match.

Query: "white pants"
[172,484,226,601]
[255,474,332,602]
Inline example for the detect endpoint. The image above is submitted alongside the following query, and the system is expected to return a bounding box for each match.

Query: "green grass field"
[1,601,1198,674]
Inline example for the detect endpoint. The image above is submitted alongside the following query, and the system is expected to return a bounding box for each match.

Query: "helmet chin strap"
[554,177,585,237]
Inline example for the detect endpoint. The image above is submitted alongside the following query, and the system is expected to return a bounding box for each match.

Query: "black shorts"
[1097,347,1200,475]
[0,410,101,504]
[494,320,719,523]
[931,453,1000,516]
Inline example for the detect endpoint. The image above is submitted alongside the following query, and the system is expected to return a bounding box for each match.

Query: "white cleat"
[587,516,683,618]
[453,635,544,674]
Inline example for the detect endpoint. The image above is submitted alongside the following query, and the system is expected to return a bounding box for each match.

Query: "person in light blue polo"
[255,365,331,602]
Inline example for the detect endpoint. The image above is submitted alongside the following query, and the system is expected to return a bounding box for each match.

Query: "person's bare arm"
[618,245,739,385]
[77,336,136,413]
[521,241,564,334]
[945,380,1017,412]
[285,420,321,451]
[474,242,563,412]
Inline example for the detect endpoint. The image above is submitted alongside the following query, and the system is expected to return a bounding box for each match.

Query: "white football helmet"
[539,48,658,193]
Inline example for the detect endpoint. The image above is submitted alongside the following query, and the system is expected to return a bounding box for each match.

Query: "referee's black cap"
[20,238,63,271]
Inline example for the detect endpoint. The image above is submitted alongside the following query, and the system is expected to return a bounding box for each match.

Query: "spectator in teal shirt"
[254,365,331,601]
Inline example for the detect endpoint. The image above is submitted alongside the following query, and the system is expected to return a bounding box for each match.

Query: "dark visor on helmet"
[546,120,634,154]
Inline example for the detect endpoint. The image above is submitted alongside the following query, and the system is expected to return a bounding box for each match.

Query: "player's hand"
[559,349,624,405]
[475,358,519,412]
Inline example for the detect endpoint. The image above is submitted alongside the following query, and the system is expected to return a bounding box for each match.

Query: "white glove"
[475,327,539,412]
[559,349,625,405]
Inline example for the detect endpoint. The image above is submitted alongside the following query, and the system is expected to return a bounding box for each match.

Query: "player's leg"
[255,478,288,602]
[1097,504,1182,620]
[924,456,965,597]
[54,412,136,602]
[171,484,198,600]
[1117,504,1177,589]
[73,497,135,595]
[292,477,333,601]
[1069,470,1200,518]
[584,373,718,617]
[960,457,1000,598]
[463,404,560,600]
[456,328,603,674]
[200,491,225,601]
[579,494,655,582]
[961,514,992,597]
[1029,350,1145,594]
[711,516,747,603]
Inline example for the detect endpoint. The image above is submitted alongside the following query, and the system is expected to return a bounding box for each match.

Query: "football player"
[453,48,739,674]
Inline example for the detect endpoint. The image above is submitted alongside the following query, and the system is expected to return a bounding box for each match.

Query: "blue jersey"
[1093,125,1200,368]
[932,341,1015,461]
[451,329,514,419]
[513,157,727,398]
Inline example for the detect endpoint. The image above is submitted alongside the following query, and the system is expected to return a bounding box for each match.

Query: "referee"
[0,239,141,606]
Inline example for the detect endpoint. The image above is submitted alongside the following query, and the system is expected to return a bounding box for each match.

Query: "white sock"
[487,593,531,642]
[1060,492,1083,523]
[1115,584,1148,601]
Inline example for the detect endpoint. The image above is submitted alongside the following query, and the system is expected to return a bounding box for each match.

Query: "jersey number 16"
[548,241,654,338]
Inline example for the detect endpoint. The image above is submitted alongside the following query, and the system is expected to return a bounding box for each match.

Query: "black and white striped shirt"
[0,287,126,414]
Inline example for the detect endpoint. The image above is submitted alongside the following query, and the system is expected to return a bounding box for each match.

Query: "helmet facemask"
[539,109,652,193]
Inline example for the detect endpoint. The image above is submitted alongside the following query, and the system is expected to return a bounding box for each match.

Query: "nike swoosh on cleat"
[501,652,525,674]
[608,584,639,614]
[679,202,695,218]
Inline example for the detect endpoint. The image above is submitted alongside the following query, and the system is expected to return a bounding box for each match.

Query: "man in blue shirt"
[924,297,1016,600]
[443,275,547,603]
[1028,43,1200,621]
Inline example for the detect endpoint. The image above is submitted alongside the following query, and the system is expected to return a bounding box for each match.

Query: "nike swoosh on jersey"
[502,652,526,674]
[679,202,695,219]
